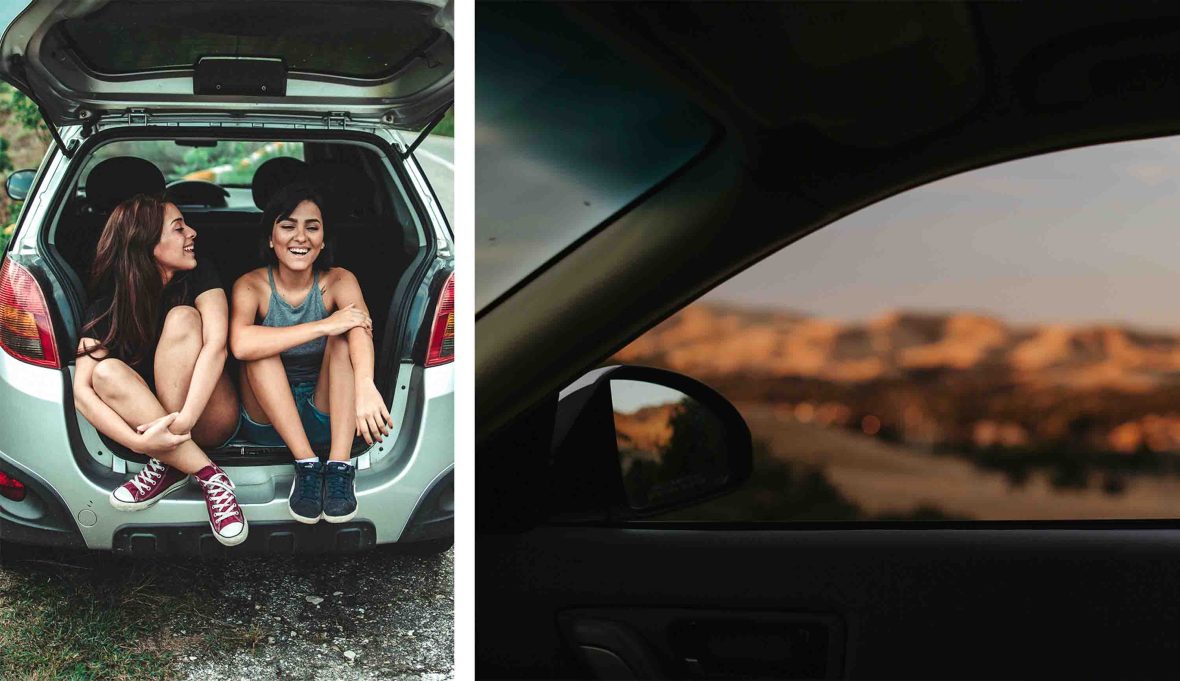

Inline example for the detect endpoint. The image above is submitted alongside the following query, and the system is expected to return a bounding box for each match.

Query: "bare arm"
[173,289,230,434]
[331,269,392,442]
[73,340,187,454]
[334,271,375,387]
[228,274,332,361]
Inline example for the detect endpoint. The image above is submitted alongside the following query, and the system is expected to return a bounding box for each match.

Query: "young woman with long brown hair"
[73,194,248,546]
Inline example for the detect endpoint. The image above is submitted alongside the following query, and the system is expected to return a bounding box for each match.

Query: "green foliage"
[171,142,302,186]
[432,107,454,137]
[6,86,44,138]
[0,544,263,679]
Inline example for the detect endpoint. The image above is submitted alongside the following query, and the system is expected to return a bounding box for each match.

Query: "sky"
[611,381,689,414]
[704,135,1180,332]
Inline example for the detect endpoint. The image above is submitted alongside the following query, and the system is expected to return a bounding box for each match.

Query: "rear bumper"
[113,521,376,557]
[400,467,453,543]
[0,356,454,551]
[0,447,86,549]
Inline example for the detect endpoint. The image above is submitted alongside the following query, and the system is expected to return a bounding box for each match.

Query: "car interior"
[47,136,424,460]
[477,3,1180,679]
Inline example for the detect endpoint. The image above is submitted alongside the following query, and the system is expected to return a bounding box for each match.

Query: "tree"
[0,83,50,251]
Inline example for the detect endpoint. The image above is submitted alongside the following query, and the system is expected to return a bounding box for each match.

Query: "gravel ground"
[175,547,454,680]
[0,541,453,680]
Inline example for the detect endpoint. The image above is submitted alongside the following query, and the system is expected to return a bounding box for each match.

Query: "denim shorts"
[238,381,332,447]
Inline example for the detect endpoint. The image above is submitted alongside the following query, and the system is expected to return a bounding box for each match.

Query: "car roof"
[476,1,1180,439]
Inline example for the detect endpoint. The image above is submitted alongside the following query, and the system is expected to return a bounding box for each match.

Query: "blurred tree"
[0,83,50,253]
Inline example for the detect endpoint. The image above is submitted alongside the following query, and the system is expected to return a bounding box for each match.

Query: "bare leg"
[153,305,240,449]
[90,358,212,475]
[241,355,315,460]
[312,335,356,463]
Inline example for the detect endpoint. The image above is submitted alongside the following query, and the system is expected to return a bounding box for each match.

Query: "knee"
[91,359,131,400]
[159,305,202,343]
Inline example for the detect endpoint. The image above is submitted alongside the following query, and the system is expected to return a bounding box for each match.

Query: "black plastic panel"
[112,520,375,557]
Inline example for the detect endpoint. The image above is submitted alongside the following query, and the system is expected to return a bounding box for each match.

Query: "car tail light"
[426,272,454,367]
[0,470,26,502]
[0,257,60,368]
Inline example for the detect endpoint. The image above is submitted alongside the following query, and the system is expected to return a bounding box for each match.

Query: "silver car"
[0,0,454,555]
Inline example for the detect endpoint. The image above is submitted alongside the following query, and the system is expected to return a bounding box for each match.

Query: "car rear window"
[78,140,305,209]
[54,1,442,79]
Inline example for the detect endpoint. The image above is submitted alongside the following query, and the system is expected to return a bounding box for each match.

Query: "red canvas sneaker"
[109,458,188,511]
[194,464,248,547]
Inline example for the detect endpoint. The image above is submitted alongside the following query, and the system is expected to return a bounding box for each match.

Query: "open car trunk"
[0,0,453,130]
[49,126,437,467]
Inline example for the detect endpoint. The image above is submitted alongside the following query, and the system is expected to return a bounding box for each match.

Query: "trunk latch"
[325,112,351,129]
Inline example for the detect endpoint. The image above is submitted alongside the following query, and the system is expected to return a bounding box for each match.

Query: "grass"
[0,544,265,680]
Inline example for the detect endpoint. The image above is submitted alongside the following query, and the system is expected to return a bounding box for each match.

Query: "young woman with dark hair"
[73,194,247,546]
[230,183,390,524]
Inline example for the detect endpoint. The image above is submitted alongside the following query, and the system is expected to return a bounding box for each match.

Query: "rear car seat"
[56,157,166,291]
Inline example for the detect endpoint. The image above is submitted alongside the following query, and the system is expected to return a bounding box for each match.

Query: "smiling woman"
[73,194,247,546]
[229,183,391,526]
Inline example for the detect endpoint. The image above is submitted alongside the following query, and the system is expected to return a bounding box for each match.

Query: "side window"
[613,137,1180,521]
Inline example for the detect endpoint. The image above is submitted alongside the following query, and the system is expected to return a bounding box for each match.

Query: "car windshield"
[78,140,305,210]
[475,3,714,311]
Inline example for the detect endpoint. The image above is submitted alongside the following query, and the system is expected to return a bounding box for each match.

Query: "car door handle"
[561,608,844,680]
[566,617,667,679]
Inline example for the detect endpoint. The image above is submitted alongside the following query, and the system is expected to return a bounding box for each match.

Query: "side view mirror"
[550,365,752,521]
[5,169,36,201]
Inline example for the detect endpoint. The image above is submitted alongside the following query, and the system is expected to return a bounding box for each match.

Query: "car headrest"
[304,162,377,220]
[85,157,166,212]
[252,157,309,209]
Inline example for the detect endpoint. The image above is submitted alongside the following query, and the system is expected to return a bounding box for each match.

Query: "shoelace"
[325,467,352,501]
[128,459,167,495]
[199,473,241,525]
[297,464,322,501]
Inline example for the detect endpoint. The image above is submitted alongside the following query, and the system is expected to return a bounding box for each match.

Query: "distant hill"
[615,303,1180,392]
[612,302,1180,454]
[614,403,677,455]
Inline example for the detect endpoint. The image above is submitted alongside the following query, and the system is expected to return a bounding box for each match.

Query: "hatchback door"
[0,0,452,129]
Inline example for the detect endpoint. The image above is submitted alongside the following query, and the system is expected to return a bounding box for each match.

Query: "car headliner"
[476,2,1180,440]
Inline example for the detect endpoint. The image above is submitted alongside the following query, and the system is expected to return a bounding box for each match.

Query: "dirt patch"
[0,542,452,680]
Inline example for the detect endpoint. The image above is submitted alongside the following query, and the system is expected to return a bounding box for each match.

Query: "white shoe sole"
[322,508,357,524]
[289,507,321,524]
[322,475,357,523]
[109,477,188,512]
[211,517,249,547]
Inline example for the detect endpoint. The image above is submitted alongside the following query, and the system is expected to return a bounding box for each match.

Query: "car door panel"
[480,526,1180,679]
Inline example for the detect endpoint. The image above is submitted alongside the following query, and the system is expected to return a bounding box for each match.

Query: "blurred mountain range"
[613,303,1180,454]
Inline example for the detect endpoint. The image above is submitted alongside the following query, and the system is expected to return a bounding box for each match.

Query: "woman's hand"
[319,304,372,337]
[158,410,196,436]
[355,382,393,445]
[136,413,192,455]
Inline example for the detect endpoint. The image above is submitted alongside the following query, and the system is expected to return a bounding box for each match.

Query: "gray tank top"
[262,266,327,386]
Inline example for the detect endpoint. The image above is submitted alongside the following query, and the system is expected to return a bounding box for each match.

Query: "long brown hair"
[79,194,170,366]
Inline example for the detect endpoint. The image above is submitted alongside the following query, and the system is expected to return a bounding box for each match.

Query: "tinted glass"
[475,3,714,310]
[57,1,442,79]
[616,136,1180,521]
[79,140,304,209]
[612,380,730,509]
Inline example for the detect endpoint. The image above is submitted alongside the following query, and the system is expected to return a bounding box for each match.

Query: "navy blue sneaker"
[322,461,357,523]
[288,459,323,524]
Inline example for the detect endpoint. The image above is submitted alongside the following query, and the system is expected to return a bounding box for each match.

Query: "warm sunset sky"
[704,136,1180,332]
